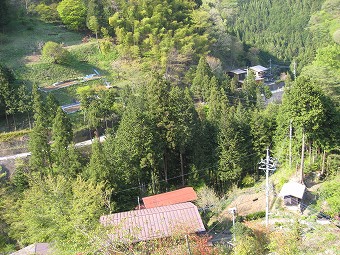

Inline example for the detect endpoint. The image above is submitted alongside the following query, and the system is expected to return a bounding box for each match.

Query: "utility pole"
[229,207,237,242]
[269,59,272,76]
[289,120,292,169]
[259,148,276,227]
[293,61,297,80]
[265,148,270,227]
[185,235,192,255]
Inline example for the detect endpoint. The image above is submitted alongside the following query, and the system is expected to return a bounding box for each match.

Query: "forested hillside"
[0,0,339,254]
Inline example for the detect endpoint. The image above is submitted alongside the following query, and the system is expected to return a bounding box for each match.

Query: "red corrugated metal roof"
[100,202,205,243]
[142,187,197,208]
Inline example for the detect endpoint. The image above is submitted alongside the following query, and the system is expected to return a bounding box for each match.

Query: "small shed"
[279,181,306,207]
[249,65,268,80]
[228,69,247,83]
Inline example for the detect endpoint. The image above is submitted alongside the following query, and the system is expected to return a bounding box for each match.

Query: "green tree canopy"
[6,175,108,254]
[57,0,86,31]
[41,41,70,64]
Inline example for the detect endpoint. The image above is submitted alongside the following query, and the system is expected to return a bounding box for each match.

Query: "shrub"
[244,211,266,221]
[99,39,114,54]
[35,3,59,22]
[41,41,70,64]
[0,130,30,142]
[241,174,255,187]
[317,175,340,217]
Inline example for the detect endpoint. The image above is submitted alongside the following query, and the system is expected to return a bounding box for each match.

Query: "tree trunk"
[96,32,101,53]
[321,150,326,176]
[27,112,32,129]
[5,112,9,130]
[12,114,17,131]
[300,131,305,184]
[89,128,92,141]
[163,153,168,185]
[180,152,184,186]
[309,141,312,165]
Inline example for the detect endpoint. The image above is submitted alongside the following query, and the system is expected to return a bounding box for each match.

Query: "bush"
[41,41,70,64]
[317,175,340,217]
[100,39,114,54]
[241,174,255,187]
[0,130,30,142]
[35,3,59,22]
[244,211,266,221]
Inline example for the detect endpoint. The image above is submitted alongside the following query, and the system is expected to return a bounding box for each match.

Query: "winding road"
[0,136,106,162]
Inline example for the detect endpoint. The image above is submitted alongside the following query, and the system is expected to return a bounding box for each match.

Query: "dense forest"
[0,0,339,254]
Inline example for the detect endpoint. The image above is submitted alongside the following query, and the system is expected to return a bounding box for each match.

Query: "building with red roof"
[100,202,205,243]
[142,187,197,209]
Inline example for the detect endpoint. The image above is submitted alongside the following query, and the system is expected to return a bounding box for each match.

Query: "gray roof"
[10,243,50,255]
[279,181,306,199]
[100,202,205,243]
[229,69,247,75]
[250,65,268,72]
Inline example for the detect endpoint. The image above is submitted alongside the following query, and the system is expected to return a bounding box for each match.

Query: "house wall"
[284,195,299,206]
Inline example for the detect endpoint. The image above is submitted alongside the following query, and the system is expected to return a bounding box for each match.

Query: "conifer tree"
[191,56,212,101]
[218,104,252,189]
[51,107,73,174]
[86,139,108,183]
[167,87,197,186]
[28,85,51,172]
[45,94,59,127]
[16,85,32,129]
[0,64,15,130]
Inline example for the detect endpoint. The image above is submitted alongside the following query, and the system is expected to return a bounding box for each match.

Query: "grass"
[0,19,82,68]
[0,18,120,88]
[0,17,147,139]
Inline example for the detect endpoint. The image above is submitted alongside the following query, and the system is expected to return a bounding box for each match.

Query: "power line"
[112,150,263,195]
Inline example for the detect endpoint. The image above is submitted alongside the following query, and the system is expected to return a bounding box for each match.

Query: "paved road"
[0,136,106,162]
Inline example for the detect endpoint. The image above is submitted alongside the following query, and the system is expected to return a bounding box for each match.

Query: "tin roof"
[10,243,50,255]
[229,69,247,75]
[100,202,205,243]
[279,181,306,199]
[142,187,197,208]
[250,65,268,72]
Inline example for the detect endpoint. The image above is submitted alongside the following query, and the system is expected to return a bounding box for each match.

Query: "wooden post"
[300,131,305,184]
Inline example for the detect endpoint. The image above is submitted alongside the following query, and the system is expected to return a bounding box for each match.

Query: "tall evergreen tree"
[45,94,59,127]
[28,85,51,172]
[167,87,197,186]
[217,104,252,190]
[191,56,212,101]
[86,139,109,183]
[16,85,32,129]
[0,64,15,130]
[51,107,73,174]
